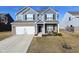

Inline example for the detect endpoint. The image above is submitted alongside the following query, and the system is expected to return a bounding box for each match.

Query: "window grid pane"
[27,14,33,18]
[47,14,53,20]
[26,14,33,21]
[47,25,53,32]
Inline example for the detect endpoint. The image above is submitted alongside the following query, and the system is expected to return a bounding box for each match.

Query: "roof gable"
[0,13,14,22]
[22,7,38,14]
[16,7,59,15]
[41,8,58,14]
[16,7,27,15]
[16,7,38,15]
[36,20,44,24]
[36,10,45,14]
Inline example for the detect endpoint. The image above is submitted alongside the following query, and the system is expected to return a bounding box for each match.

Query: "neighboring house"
[11,7,59,35]
[0,13,14,31]
[60,12,79,32]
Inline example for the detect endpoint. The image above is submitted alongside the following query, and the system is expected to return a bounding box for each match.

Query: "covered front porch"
[35,23,59,34]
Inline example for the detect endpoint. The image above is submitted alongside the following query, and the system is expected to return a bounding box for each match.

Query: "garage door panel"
[25,27,35,34]
[16,26,35,35]
[16,27,25,34]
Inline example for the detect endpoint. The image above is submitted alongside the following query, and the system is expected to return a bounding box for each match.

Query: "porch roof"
[45,20,58,24]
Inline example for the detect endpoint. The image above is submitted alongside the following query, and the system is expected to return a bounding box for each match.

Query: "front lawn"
[27,31,79,53]
[0,31,12,41]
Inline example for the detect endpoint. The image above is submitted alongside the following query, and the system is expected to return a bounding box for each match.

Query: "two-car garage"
[11,22,35,35]
[16,26,35,35]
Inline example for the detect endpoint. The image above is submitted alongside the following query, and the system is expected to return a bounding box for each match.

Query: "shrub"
[48,33,52,36]
[52,32,62,36]
[42,32,62,36]
[52,32,58,36]
[57,33,62,36]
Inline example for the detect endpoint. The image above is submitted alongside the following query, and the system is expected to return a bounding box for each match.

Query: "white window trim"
[26,14,33,21]
[16,15,22,21]
[47,25,53,32]
[46,14,53,21]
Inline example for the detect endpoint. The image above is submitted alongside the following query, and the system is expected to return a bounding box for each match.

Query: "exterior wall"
[0,16,8,24]
[23,9,38,21]
[45,24,58,33]
[69,18,79,27]
[0,14,14,24]
[59,12,74,29]
[16,8,38,21]
[12,24,58,35]
[11,25,16,35]
[16,7,58,22]
[0,14,14,31]
[42,9,58,21]
[37,14,45,21]
[11,22,35,35]
[60,12,79,32]
[12,7,59,35]
[42,8,57,14]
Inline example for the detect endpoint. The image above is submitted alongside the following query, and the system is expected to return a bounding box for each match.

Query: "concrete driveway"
[0,35,33,53]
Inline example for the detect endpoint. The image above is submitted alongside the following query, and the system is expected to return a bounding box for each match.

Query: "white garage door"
[16,26,35,35]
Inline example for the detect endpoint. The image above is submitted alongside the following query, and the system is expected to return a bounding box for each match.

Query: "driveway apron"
[0,35,33,53]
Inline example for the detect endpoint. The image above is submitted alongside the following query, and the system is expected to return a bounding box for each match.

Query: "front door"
[38,25,43,33]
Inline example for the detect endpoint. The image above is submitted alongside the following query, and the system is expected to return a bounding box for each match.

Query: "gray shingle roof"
[16,7,58,15]
[0,13,8,16]
[68,12,79,16]
[36,10,45,13]
[0,13,8,20]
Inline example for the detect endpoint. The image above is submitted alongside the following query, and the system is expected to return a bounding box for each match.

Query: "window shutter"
[33,14,35,20]
[38,14,39,16]
[53,14,55,19]
[45,14,47,20]
[25,15,27,20]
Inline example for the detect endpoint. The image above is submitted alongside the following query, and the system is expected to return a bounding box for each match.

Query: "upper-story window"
[46,14,53,20]
[17,15,22,21]
[25,14,34,21]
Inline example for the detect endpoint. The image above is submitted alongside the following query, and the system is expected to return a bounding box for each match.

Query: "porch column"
[11,25,14,35]
[54,25,58,33]
[35,24,37,34]
[55,14,57,20]
[57,24,59,33]
[53,25,55,32]
[11,25,16,35]
[43,24,45,34]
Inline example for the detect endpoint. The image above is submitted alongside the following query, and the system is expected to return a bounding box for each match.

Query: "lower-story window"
[47,25,53,33]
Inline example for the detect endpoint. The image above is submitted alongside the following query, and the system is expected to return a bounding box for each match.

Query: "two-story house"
[0,13,14,31]
[11,7,59,35]
[60,12,79,32]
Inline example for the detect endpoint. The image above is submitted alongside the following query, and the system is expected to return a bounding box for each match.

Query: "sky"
[0,6,79,21]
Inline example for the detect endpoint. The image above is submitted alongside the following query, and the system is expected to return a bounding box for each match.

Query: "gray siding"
[60,12,79,30]
[16,7,58,22]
